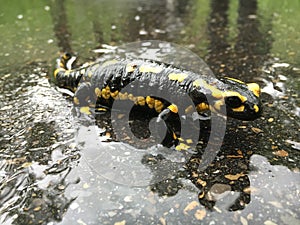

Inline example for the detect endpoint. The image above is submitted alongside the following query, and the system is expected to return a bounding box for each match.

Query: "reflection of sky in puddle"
[61,141,300,225]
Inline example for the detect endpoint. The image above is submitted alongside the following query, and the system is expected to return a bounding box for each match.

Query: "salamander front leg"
[156,104,181,147]
[157,104,178,122]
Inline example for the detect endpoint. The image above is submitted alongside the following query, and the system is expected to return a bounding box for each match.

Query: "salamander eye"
[225,96,242,108]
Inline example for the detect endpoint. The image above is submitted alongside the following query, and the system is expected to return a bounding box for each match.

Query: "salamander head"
[218,77,262,121]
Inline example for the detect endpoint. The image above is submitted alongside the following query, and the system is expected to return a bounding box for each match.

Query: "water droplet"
[134,15,140,21]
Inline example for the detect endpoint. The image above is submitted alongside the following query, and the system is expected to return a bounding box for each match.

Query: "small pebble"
[124,196,133,202]
[83,183,89,189]
[247,213,253,220]
[70,202,79,210]
[139,29,148,35]
[114,220,126,225]
[264,220,277,225]
[240,216,248,225]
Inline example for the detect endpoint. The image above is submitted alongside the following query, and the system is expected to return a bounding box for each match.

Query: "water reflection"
[142,122,252,211]
[50,0,73,53]
[0,64,78,224]
[207,0,272,80]
[0,0,299,224]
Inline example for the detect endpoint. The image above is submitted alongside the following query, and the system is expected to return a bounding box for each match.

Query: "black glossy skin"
[53,54,262,121]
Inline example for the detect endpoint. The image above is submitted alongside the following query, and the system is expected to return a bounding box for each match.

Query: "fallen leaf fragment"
[264,220,277,225]
[243,186,260,194]
[159,217,166,225]
[83,183,90,189]
[251,127,263,134]
[194,209,206,220]
[21,162,33,168]
[196,178,207,187]
[224,173,245,180]
[114,220,126,225]
[268,201,283,208]
[77,219,87,225]
[273,150,288,157]
[33,206,41,211]
[226,155,243,158]
[240,216,248,225]
[183,201,199,215]
[175,143,190,151]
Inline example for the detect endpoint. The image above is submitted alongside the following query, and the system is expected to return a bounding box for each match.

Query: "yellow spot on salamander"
[232,105,245,112]
[87,71,93,78]
[96,107,107,112]
[253,104,259,113]
[62,54,69,60]
[139,65,162,73]
[178,137,184,142]
[80,106,91,115]
[146,96,155,108]
[110,90,119,99]
[126,64,137,73]
[128,94,137,102]
[173,132,178,140]
[193,79,224,99]
[73,97,80,105]
[102,59,118,67]
[186,139,193,144]
[136,96,145,106]
[247,83,261,97]
[213,100,224,111]
[154,100,164,112]
[168,73,188,82]
[54,68,65,78]
[80,69,86,75]
[185,105,194,114]
[175,143,190,151]
[211,89,223,99]
[168,104,178,114]
[206,84,223,99]
[224,77,245,84]
[119,92,128,100]
[101,86,111,99]
[192,79,202,87]
[196,102,209,112]
[95,87,101,97]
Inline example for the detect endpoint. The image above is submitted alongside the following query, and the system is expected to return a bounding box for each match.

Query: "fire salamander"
[53,53,262,146]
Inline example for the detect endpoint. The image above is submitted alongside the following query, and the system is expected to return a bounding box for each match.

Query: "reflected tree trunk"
[50,0,73,53]
[208,0,230,52]
[234,0,272,76]
[92,20,105,48]
[118,0,190,42]
[206,0,230,74]
[206,0,272,78]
